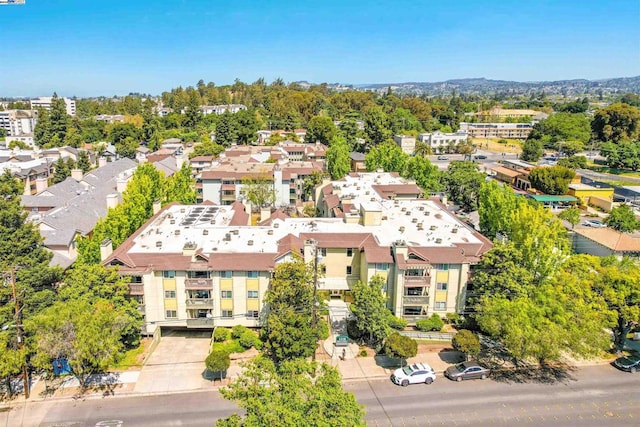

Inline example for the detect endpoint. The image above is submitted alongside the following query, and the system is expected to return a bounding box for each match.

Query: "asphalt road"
[29,365,640,427]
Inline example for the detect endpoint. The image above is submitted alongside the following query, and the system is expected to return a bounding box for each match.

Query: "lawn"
[471,138,522,153]
[584,165,640,178]
[112,338,153,370]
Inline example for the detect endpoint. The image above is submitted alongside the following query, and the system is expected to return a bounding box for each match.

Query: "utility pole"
[311,240,319,362]
[10,268,29,398]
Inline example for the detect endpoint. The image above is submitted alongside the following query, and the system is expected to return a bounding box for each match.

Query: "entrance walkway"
[323,300,359,360]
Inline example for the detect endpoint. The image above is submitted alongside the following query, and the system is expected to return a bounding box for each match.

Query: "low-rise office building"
[459,122,534,139]
[418,131,468,152]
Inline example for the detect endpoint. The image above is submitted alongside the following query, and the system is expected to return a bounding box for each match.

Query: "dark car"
[613,356,640,373]
[444,361,491,382]
[474,155,487,160]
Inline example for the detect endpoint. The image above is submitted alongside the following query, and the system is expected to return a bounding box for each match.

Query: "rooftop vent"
[170,219,175,224]
[425,211,430,216]
[223,233,231,241]
[180,208,186,213]
[203,229,208,235]
[248,240,254,246]
[430,225,437,230]
[268,230,274,235]
[401,207,407,212]
[411,218,418,223]
[435,238,442,244]
[405,211,411,216]
[399,226,405,232]
[452,228,458,233]
[232,229,239,235]
[175,229,181,235]
[419,206,425,211]
[156,241,162,247]
[274,223,279,228]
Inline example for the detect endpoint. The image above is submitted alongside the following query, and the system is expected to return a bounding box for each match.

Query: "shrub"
[231,325,249,339]
[387,314,408,331]
[383,332,417,362]
[358,348,368,357]
[318,318,330,340]
[346,319,363,340]
[445,313,461,325]
[416,314,444,332]
[213,327,230,342]
[205,348,230,381]
[239,330,260,349]
[452,330,480,359]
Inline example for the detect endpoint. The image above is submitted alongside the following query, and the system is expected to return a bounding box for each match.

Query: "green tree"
[183,90,202,129]
[305,116,336,145]
[402,156,442,193]
[76,150,92,173]
[452,330,480,360]
[52,156,71,184]
[33,107,51,147]
[600,140,640,171]
[241,173,275,208]
[205,348,230,382]
[389,108,422,134]
[557,155,587,170]
[350,275,391,347]
[109,123,141,145]
[338,118,360,149]
[605,204,640,232]
[0,332,25,396]
[416,314,444,332]
[413,141,432,157]
[235,109,259,145]
[383,332,418,365]
[592,102,640,143]
[364,106,390,147]
[558,206,581,229]
[560,140,584,156]
[325,137,351,180]
[521,139,543,162]
[529,166,576,195]
[442,161,486,211]
[26,299,127,387]
[215,111,237,146]
[301,171,326,202]
[218,357,365,427]
[164,162,197,204]
[190,141,225,158]
[365,141,409,173]
[48,93,70,144]
[115,136,140,159]
[478,181,525,239]
[527,112,591,149]
[262,256,322,363]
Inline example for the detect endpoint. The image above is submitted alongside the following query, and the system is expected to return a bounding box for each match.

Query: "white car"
[390,363,436,386]
[583,219,606,228]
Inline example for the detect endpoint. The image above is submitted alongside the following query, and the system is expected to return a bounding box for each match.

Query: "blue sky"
[0,0,639,97]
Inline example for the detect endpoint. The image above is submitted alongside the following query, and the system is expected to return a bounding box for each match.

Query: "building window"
[247,310,259,319]
[221,310,233,318]
[435,264,449,271]
[165,310,177,319]
[220,271,232,278]
[435,302,446,311]
[320,248,327,257]
[375,263,388,271]
[247,290,259,299]
[346,266,352,275]
[403,306,425,316]
[130,276,143,284]
[163,270,176,278]
[346,248,353,257]
[405,287,425,296]
[436,282,448,291]
[247,271,258,278]
[221,290,233,299]
[164,290,176,299]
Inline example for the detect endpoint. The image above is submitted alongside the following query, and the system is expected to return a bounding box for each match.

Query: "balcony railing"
[403,315,430,323]
[185,278,213,289]
[128,283,144,295]
[186,298,214,307]
[186,318,214,328]
[403,275,431,285]
[403,296,430,305]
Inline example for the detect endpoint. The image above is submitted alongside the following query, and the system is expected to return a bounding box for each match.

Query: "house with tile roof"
[572,227,640,258]
[103,172,492,334]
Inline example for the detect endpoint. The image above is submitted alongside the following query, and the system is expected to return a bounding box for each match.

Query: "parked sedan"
[583,219,606,228]
[444,361,491,382]
[613,356,640,373]
[437,155,449,160]
[391,363,436,386]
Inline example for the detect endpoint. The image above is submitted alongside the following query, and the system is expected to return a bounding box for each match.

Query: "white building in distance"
[30,97,76,116]
[418,131,469,151]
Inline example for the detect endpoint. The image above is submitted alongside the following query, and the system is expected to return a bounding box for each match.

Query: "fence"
[398,331,454,340]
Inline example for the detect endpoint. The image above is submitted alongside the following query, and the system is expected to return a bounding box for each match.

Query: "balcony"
[403,296,430,305]
[185,278,213,289]
[128,283,144,295]
[186,318,214,328]
[186,298,214,308]
[403,275,431,286]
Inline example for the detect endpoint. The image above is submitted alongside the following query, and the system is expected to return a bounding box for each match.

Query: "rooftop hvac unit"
[156,241,162,247]
[175,230,180,235]
[248,240,254,246]
[430,225,437,230]
[170,219,175,224]
[435,238,442,244]
[399,226,405,232]
[452,228,458,233]
[203,229,208,235]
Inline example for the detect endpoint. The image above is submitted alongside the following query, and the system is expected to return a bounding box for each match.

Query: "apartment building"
[30,97,76,116]
[0,109,37,139]
[394,135,416,155]
[418,131,468,151]
[459,122,534,139]
[473,108,547,121]
[104,172,491,334]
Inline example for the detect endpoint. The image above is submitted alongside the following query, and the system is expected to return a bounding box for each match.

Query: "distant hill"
[343,76,640,96]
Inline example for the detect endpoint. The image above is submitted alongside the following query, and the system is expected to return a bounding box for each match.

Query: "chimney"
[153,200,162,215]
[70,168,83,181]
[35,177,48,193]
[106,193,119,209]
[116,175,128,193]
[260,206,271,223]
[100,238,113,262]
[98,157,107,168]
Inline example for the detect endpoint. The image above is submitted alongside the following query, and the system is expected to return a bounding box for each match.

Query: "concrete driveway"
[134,330,213,393]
